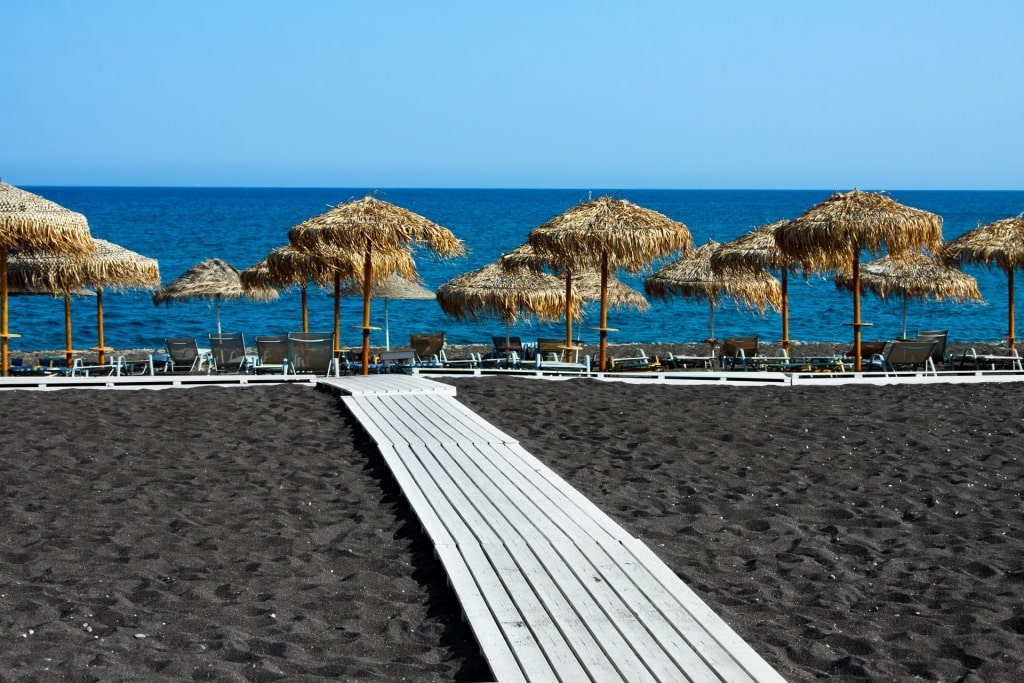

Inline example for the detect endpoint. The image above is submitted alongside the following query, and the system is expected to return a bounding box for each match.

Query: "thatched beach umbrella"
[0,181,94,374]
[340,273,434,350]
[253,242,419,353]
[8,238,160,366]
[939,215,1024,349]
[711,220,797,350]
[645,239,782,344]
[527,196,692,371]
[499,242,649,349]
[154,258,278,334]
[288,195,464,374]
[835,251,982,340]
[436,260,581,347]
[775,190,943,370]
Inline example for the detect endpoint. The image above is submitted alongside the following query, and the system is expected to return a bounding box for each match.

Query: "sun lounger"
[607,349,659,371]
[720,335,758,371]
[954,347,1023,371]
[868,339,938,375]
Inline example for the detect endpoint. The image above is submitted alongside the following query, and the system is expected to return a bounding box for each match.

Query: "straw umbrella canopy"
[711,220,798,350]
[775,190,943,370]
[339,273,435,350]
[939,216,1024,349]
[154,258,278,334]
[645,239,782,343]
[499,242,649,350]
[436,260,582,347]
[527,196,692,371]
[7,238,160,365]
[249,242,419,350]
[835,251,982,340]
[0,181,95,373]
[288,195,465,374]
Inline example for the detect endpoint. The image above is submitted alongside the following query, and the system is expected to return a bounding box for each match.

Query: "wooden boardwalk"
[321,375,787,683]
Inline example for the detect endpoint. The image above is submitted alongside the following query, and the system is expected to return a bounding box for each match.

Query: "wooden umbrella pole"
[564,269,573,350]
[333,273,341,357]
[360,243,372,376]
[1,245,8,375]
[708,300,715,341]
[781,267,790,351]
[598,252,609,372]
[852,252,862,372]
[1008,267,1016,350]
[64,293,74,369]
[301,285,309,333]
[96,288,106,366]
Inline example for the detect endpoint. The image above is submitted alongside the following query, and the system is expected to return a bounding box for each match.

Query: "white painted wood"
[339,385,788,682]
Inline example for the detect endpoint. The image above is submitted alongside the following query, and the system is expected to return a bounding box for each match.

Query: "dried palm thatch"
[7,239,159,292]
[437,261,580,329]
[0,181,94,254]
[711,220,797,349]
[710,221,792,273]
[774,190,943,272]
[264,242,418,289]
[527,195,692,370]
[8,239,160,364]
[835,251,982,339]
[646,240,782,311]
[774,190,943,369]
[500,241,649,346]
[0,182,96,373]
[154,258,278,334]
[939,215,1024,348]
[339,273,434,300]
[645,240,782,342]
[288,195,465,258]
[288,195,464,374]
[155,258,278,305]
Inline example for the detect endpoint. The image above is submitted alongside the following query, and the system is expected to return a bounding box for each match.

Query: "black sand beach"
[2,378,1023,681]
[445,377,1024,682]
[0,384,489,682]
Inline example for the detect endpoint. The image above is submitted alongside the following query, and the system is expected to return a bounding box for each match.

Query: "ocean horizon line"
[19,184,1024,193]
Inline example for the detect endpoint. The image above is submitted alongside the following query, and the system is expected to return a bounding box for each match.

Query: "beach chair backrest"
[884,340,937,370]
[410,332,445,361]
[165,337,201,371]
[537,338,570,361]
[492,335,523,353]
[208,332,248,372]
[286,331,338,375]
[722,335,758,359]
[847,340,887,360]
[255,334,289,368]
[915,329,948,364]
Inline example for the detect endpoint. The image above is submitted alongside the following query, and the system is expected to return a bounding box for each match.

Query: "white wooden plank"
[395,394,514,444]
[444,442,690,682]
[459,543,559,682]
[481,442,760,680]
[619,538,788,683]
[372,444,455,546]
[340,395,408,446]
[433,544,527,683]
[482,543,590,681]
[340,389,787,683]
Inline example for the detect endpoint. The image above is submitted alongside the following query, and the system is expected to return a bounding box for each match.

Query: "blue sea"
[11,187,1024,352]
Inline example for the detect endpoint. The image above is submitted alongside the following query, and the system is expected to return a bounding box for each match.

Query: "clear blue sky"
[4,1,1022,189]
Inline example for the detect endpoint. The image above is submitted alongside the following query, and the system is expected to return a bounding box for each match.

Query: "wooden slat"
[438,442,708,681]
[338,388,787,683]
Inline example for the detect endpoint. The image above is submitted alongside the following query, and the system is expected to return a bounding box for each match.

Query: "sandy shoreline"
[8,339,1014,372]
[2,378,1022,681]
